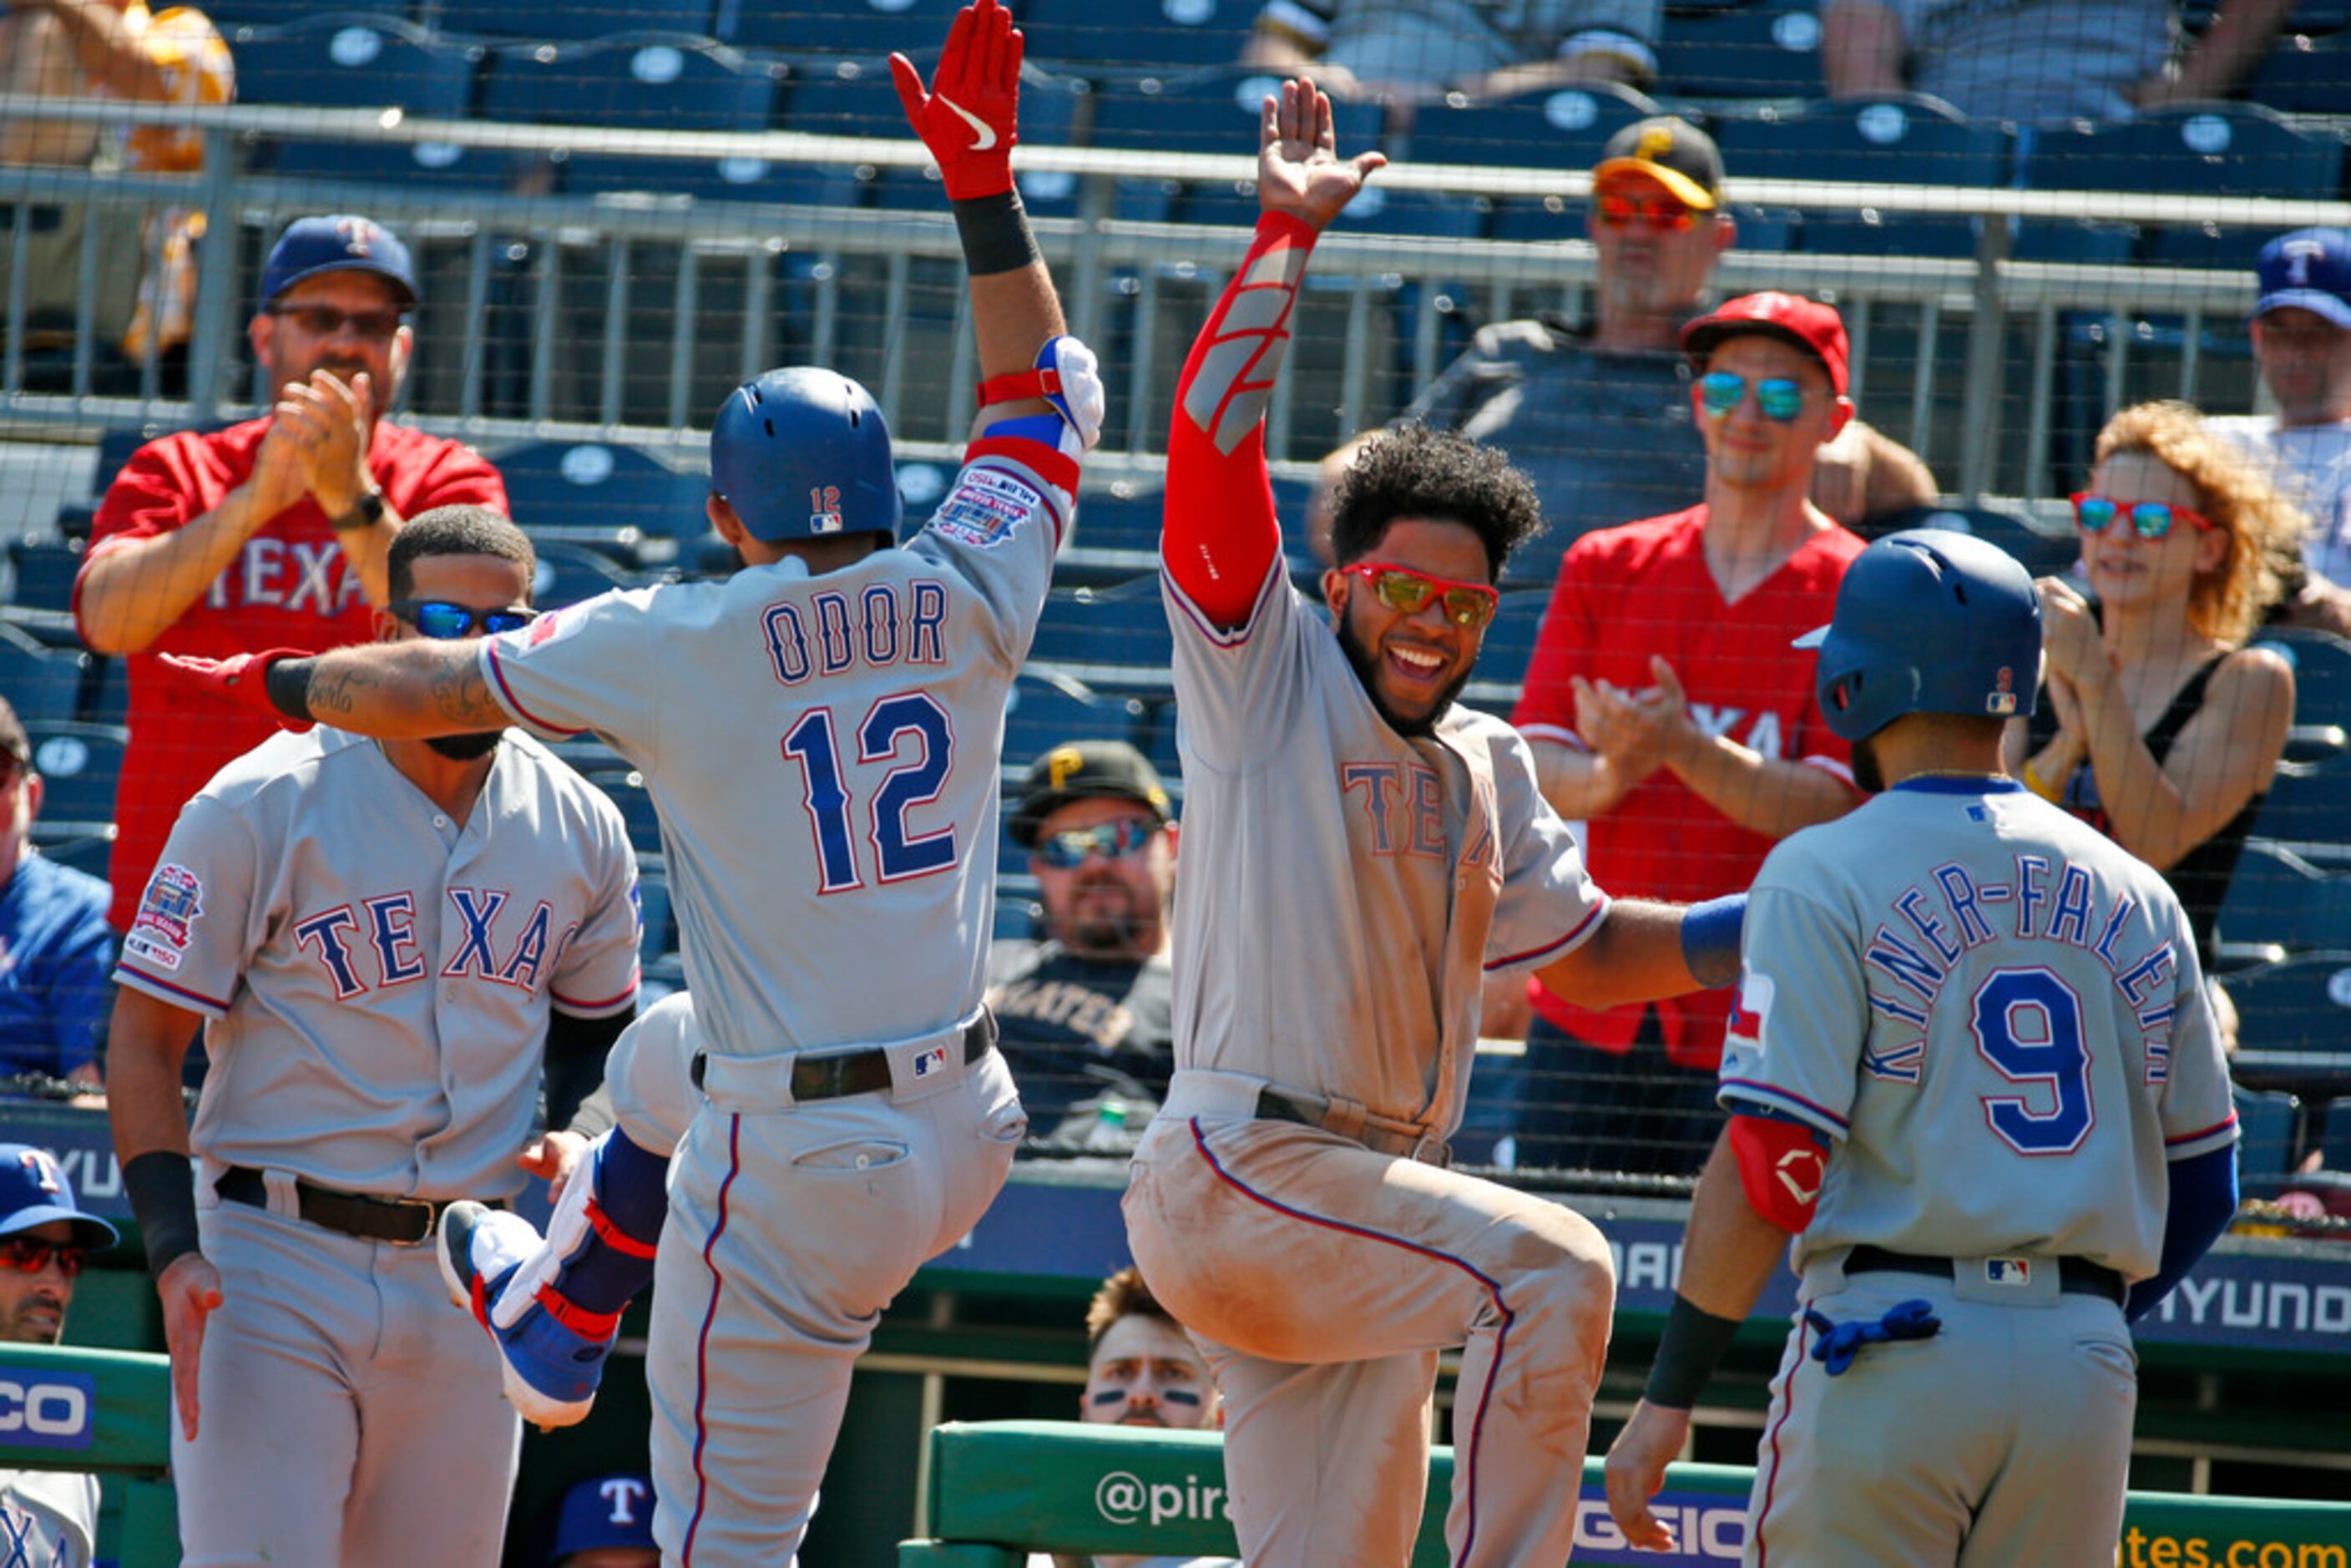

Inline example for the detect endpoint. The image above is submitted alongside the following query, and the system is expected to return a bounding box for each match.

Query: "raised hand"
[890,0,1023,201]
[1257,77,1386,230]
[274,369,376,519]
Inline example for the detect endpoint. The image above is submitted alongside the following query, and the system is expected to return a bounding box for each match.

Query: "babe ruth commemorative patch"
[125,862,205,972]
[933,468,1041,550]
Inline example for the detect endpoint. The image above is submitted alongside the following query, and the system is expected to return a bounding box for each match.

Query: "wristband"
[123,1150,203,1281]
[2021,759,2062,802]
[951,188,1040,277]
[264,656,316,724]
[1679,893,1747,989]
[329,490,386,533]
[1644,1292,1744,1409]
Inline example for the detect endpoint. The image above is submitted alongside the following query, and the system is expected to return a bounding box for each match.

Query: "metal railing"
[3,93,2345,500]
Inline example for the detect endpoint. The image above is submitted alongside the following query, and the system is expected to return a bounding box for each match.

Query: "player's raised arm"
[1163,78,1383,629]
[891,0,1102,464]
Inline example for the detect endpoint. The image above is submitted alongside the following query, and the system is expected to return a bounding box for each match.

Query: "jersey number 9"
[1970,966,2095,1156]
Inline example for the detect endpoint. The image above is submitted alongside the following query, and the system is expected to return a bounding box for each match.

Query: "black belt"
[1253,1088,1449,1165]
[1255,1088,1318,1129]
[1845,1245,2126,1307]
[690,1015,994,1103]
[215,1167,498,1247]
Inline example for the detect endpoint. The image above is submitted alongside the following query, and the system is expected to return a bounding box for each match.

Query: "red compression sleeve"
[1163,211,1319,630]
[1729,1113,1830,1233]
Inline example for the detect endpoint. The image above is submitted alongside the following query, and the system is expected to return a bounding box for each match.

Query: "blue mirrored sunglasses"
[1699,371,1806,422]
[2069,492,2216,541]
[1035,818,1157,870]
[389,599,537,640]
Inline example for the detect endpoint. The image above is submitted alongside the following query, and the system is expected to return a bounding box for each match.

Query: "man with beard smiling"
[0,1143,117,1567]
[990,741,1176,1144]
[1121,80,1746,1568]
[102,508,640,1567]
[75,215,508,935]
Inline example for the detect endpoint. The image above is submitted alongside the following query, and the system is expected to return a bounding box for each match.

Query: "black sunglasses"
[389,599,537,640]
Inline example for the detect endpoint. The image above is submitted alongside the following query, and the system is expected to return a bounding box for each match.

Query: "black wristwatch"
[330,490,387,532]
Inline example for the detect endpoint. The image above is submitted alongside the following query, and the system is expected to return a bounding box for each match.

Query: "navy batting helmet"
[709,367,903,544]
[1807,529,2042,742]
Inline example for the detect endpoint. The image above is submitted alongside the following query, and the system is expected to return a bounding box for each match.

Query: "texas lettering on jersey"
[1859,853,2179,1087]
[200,535,364,615]
[293,888,577,1000]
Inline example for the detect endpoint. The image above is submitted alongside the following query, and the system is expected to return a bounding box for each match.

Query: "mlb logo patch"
[1984,1257,2032,1287]
[1985,665,2018,716]
[912,1044,950,1079]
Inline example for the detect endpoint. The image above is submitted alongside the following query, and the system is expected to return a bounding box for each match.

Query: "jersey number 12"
[781,692,958,892]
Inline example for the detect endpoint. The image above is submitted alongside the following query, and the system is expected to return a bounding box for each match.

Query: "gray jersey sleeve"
[549,818,644,1019]
[2151,919,2240,1161]
[479,586,665,759]
[115,792,268,1019]
[1482,721,1611,973]
[902,448,1072,669]
[1163,561,1310,775]
[1716,867,1872,1142]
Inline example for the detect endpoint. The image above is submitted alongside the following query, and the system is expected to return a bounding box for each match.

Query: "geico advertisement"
[0,1373,94,1450]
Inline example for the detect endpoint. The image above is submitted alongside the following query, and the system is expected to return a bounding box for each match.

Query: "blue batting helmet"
[1807,529,2042,742]
[709,367,903,544]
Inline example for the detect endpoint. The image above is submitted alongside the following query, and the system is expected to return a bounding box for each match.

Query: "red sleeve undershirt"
[1162,210,1320,630]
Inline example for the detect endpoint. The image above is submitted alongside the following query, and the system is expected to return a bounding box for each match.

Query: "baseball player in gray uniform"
[0,1143,118,1568]
[104,507,643,1566]
[1120,82,1750,1568]
[1605,529,2242,1566]
[167,5,1101,1557]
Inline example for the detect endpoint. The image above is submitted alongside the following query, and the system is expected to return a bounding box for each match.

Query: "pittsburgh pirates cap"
[1681,291,1851,400]
[1009,741,1172,848]
[261,215,419,310]
[1591,116,1722,212]
[2252,227,2351,327]
[0,1145,119,1250]
[547,1472,657,1563]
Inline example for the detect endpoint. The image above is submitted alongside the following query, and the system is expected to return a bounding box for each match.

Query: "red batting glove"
[161,648,315,731]
[889,0,1022,201]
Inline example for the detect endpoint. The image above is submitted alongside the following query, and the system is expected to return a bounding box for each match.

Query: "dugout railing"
[3,94,2348,502]
[901,1419,2351,1565]
[0,1340,180,1563]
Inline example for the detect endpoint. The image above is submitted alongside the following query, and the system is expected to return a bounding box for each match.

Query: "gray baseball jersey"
[1160,564,1608,1137]
[1716,775,2237,1567]
[0,1468,95,1566]
[113,725,639,1565]
[116,726,642,1201]
[1721,776,2237,1280]
[478,446,1069,1564]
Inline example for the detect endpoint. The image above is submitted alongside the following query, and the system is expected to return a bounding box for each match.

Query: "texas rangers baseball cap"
[547,1473,657,1564]
[1009,741,1172,848]
[261,215,419,310]
[1681,291,1851,399]
[0,1145,118,1250]
[2252,228,2351,327]
[1592,116,1722,212]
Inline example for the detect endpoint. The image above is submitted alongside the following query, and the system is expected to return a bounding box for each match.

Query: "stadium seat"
[2247,756,2351,867]
[478,38,784,201]
[2015,106,2343,267]
[1069,488,1164,555]
[1655,5,1823,103]
[1028,584,1176,680]
[531,541,640,609]
[1018,0,1264,82]
[635,857,675,964]
[1479,587,1552,690]
[1089,69,1388,228]
[487,438,713,548]
[23,722,127,836]
[2214,839,2351,971]
[427,0,716,42]
[1864,502,2078,576]
[765,63,913,210]
[712,0,966,63]
[2227,954,2351,1100]
[1715,98,2010,259]
[2242,29,2351,115]
[230,17,503,190]
[1003,673,1152,778]
[1408,83,1661,242]
[204,0,357,28]
[2251,625,2351,767]
[586,767,665,857]
[6,538,84,618]
[30,830,111,882]
[2232,1086,2304,1178]
[0,625,83,728]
